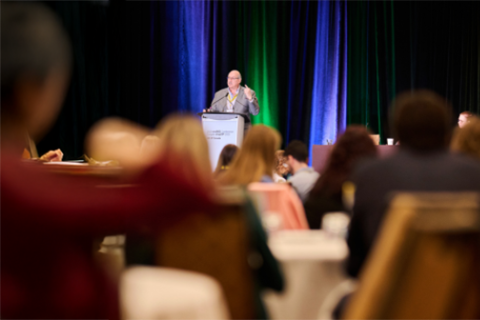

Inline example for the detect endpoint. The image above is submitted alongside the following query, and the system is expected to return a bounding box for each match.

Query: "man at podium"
[207,70,260,132]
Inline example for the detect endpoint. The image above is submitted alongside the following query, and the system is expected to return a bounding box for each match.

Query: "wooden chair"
[248,182,309,230]
[155,186,258,319]
[343,192,480,319]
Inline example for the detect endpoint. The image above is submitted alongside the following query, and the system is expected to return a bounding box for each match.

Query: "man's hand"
[244,84,253,100]
[40,149,63,162]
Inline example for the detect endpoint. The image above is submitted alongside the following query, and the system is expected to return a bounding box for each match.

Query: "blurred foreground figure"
[154,114,215,190]
[347,90,480,278]
[1,3,212,319]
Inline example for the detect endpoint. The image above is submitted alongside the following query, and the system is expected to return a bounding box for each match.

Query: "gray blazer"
[209,86,260,131]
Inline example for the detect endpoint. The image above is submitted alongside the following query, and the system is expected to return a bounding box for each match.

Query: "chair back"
[155,186,257,319]
[248,182,309,230]
[343,192,480,319]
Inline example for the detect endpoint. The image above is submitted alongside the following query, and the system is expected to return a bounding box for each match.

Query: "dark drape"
[347,1,480,143]
[39,1,155,158]
[37,1,479,158]
[39,0,347,158]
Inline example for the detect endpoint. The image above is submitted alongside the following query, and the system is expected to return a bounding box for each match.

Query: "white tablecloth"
[263,230,349,319]
[120,266,230,319]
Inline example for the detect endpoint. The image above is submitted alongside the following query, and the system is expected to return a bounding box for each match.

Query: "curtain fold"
[309,0,348,155]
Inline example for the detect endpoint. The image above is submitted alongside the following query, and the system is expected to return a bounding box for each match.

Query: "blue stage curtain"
[309,0,348,160]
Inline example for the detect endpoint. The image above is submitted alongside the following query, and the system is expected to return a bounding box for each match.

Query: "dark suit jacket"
[209,86,260,132]
[346,148,480,277]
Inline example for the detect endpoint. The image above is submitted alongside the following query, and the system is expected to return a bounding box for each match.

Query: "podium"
[198,112,248,170]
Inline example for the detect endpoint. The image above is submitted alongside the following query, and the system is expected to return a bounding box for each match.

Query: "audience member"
[451,116,480,160]
[1,3,213,319]
[347,90,480,278]
[154,114,214,190]
[458,111,475,128]
[214,144,239,178]
[304,126,377,229]
[219,125,281,185]
[284,140,319,202]
[274,150,290,182]
[130,121,284,319]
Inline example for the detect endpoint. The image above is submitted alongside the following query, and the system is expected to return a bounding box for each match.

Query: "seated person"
[451,116,480,161]
[1,3,213,319]
[219,125,281,185]
[347,90,480,278]
[284,140,319,203]
[458,111,476,128]
[128,117,284,319]
[273,150,290,182]
[214,144,239,179]
[304,126,377,229]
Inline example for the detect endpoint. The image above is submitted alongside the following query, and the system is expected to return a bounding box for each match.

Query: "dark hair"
[284,140,308,163]
[392,90,452,151]
[1,2,71,107]
[214,144,239,174]
[310,126,377,197]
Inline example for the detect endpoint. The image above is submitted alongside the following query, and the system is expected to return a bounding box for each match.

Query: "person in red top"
[1,3,214,319]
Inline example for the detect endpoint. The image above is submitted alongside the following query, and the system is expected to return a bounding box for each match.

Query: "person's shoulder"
[444,152,480,173]
[288,167,318,181]
[353,155,389,175]
[214,87,229,96]
[304,167,320,181]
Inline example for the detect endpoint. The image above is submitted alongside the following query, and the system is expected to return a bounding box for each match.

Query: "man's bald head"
[227,70,242,92]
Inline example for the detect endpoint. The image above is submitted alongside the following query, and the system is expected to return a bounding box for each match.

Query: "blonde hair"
[219,125,282,185]
[451,116,480,160]
[155,113,213,189]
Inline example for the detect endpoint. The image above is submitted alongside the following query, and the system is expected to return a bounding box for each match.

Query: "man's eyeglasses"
[227,77,240,80]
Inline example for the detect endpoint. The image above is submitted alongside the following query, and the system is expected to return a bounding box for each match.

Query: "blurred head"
[140,135,161,160]
[86,118,148,170]
[284,140,308,173]
[214,144,239,175]
[155,113,213,189]
[451,117,480,161]
[458,111,474,128]
[284,140,308,163]
[275,150,290,176]
[227,70,242,92]
[1,2,71,142]
[219,125,281,185]
[392,90,452,151]
[311,125,377,196]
